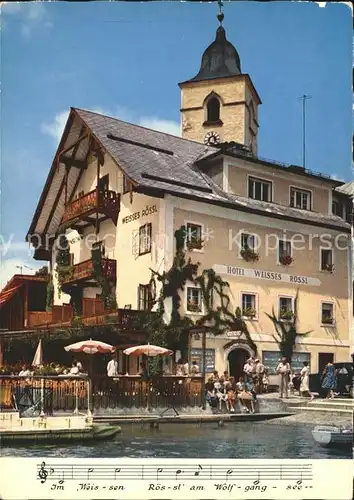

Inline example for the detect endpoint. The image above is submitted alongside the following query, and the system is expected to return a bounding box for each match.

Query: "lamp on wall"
[194,333,201,341]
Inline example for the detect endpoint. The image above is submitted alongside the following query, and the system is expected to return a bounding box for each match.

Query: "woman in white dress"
[300,361,314,401]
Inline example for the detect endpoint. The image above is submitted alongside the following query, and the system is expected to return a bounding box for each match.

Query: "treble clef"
[38,462,48,484]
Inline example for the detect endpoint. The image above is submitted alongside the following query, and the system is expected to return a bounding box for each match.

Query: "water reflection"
[1,423,350,459]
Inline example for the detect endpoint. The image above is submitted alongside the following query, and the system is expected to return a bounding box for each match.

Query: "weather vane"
[217,0,224,25]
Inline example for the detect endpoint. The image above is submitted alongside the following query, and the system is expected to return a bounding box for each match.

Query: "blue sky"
[1,1,352,285]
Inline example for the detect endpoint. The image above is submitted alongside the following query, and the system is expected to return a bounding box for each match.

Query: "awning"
[0,285,22,307]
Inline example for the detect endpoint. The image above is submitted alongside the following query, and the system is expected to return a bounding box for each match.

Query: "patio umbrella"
[64,339,116,376]
[123,344,173,357]
[32,339,43,367]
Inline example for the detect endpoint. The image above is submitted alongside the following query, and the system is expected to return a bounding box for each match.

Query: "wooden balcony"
[62,258,116,285]
[62,189,120,227]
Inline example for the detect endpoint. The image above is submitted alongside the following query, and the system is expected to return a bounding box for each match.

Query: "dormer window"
[207,97,220,122]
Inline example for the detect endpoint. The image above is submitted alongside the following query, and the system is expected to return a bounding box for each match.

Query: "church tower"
[179,8,261,155]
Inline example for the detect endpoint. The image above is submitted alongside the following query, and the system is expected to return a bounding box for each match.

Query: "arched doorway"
[228,348,250,381]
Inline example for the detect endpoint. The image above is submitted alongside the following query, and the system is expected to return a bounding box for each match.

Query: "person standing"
[321,362,337,399]
[243,358,254,384]
[300,361,314,401]
[276,357,291,398]
[107,355,118,377]
[183,358,190,376]
[255,359,265,393]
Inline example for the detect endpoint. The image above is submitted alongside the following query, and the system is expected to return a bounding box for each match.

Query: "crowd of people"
[204,356,269,414]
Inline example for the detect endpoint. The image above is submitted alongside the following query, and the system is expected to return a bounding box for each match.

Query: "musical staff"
[37,461,312,484]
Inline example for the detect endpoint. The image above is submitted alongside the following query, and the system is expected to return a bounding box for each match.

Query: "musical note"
[226,469,233,481]
[87,468,94,480]
[176,469,182,480]
[114,468,121,480]
[38,462,48,484]
[156,468,163,481]
[194,465,203,477]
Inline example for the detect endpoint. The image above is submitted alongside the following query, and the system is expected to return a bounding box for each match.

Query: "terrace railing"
[61,258,116,285]
[62,189,120,225]
[0,375,203,414]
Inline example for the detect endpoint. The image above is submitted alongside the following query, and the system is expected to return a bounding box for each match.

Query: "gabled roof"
[0,274,48,308]
[335,181,354,197]
[26,108,351,249]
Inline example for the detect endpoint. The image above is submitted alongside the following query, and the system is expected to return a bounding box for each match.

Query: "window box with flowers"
[321,317,335,326]
[279,255,293,266]
[242,307,257,319]
[240,247,259,262]
[279,309,294,321]
[186,238,204,251]
[187,301,202,313]
[322,263,334,273]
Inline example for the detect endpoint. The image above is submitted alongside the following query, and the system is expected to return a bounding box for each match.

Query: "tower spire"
[217,0,224,26]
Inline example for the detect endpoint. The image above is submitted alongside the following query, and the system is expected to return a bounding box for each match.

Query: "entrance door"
[228,348,249,381]
[318,353,334,374]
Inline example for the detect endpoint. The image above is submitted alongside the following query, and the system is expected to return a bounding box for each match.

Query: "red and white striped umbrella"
[64,339,115,355]
[123,344,173,357]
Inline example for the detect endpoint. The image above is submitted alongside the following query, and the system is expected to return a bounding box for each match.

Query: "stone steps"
[287,406,352,414]
[285,398,353,411]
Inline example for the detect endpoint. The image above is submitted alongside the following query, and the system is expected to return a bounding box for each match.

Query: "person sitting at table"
[138,361,149,379]
[190,360,200,375]
[183,358,189,376]
[19,364,31,377]
[69,361,80,375]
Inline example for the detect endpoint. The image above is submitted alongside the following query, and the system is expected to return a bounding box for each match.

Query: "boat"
[312,425,353,449]
[0,412,121,445]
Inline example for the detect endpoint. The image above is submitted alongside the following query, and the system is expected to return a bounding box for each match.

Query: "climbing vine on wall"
[195,269,258,354]
[91,248,117,311]
[46,281,54,311]
[145,226,258,365]
[265,290,311,362]
[55,234,73,296]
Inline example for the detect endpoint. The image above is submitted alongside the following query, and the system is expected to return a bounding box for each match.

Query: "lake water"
[1,422,350,459]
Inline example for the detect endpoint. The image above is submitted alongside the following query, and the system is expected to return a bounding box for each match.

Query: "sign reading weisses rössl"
[213,265,321,287]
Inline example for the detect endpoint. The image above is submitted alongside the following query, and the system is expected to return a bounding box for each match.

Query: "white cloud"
[41,110,70,144]
[330,174,345,182]
[41,107,181,145]
[139,117,181,137]
[2,1,51,39]
[0,258,42,290]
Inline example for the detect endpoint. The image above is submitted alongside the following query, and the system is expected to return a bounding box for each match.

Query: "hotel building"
[26,19,352,379]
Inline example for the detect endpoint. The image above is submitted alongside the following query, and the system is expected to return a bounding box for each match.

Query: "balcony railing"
[62,189,120,225]
[62,258,116,285]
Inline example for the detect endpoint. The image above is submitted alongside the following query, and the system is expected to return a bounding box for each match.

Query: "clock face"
[204,131,221,146]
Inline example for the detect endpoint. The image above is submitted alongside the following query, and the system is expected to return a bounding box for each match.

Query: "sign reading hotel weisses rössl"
[213,265,321,287]
[121,204,158,224]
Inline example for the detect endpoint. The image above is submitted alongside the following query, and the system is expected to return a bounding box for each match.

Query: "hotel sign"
[213,264,321,287]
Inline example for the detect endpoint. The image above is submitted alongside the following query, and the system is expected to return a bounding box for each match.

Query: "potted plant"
[279,255,293,266]
[323,263,334,273]
[187,301,202,313]
[240,246,259,262]
[279,309,294,321]
[187,238,203,251]
[322,316,334,325]
[242,307,256,319]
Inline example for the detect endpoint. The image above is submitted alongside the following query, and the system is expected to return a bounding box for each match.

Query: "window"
[321,303,335,326]
[248,177,272,202]
[185,222,203,250]
[279,296,294,321]
[241,293,257,319]
[138,284,152,311]
[207,97,220,122]
[320,249,333,271]
[290,187,311,210]
[138,223,152,255]
[69,253,74,266]
[186,287,203,314]
[241,233,255,251]
[321,303,335,325]
[262,351,311,375]
[332,200,343,217]
[278,239,292,264]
